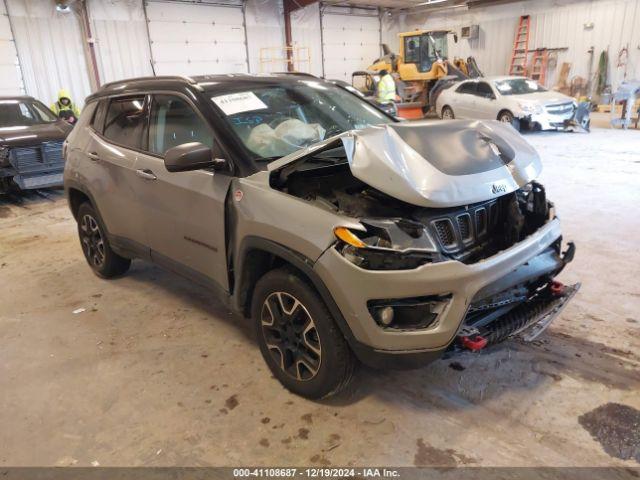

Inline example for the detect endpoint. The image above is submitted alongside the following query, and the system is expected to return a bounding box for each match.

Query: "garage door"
[321,7,380,82]
[146,0,248,76]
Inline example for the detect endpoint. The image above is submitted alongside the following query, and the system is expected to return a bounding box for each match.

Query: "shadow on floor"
[0,188,64,218]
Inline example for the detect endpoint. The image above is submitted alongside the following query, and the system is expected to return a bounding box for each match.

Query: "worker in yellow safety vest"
[376,69,397,105]
[51,89,81,125]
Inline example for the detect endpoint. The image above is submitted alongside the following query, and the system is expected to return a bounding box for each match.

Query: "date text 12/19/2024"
[233,468,400,478]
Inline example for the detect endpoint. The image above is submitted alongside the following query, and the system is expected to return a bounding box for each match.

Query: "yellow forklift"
[356,29,482,115]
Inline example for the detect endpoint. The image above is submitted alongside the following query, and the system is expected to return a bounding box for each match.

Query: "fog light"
[377,306,394,326]
[368,295,451,330]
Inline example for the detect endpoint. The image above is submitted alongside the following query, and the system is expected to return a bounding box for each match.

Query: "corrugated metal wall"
[390,0,640,90]
[291,2,323,76]
[245,0,286,73]
[0,1,23,95]
[6,0,92,107]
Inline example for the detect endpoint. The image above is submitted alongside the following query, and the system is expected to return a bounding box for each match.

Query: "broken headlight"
[518,102,543,115]
[334,219,439,270]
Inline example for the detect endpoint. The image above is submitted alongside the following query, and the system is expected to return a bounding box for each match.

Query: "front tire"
[498,110,521,131]
[441,106,455,119]
[252,268,355,399]
[77,202,131,278]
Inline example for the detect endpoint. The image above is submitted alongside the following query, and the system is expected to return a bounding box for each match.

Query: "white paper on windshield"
[211,92,267,116]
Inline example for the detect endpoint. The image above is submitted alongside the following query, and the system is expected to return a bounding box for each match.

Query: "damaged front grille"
[433,219,456,249]
[545,102,574,116]
[9,141,65,173]
[426,199,501,259]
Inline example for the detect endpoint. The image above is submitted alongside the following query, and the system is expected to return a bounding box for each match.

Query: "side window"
[456,82,476,94]
[103,96,147,149]
[148,94,214,156]
[476,82,494,98]
[91,100,108,133]
[404,36,420,63]
[19,103,34,120]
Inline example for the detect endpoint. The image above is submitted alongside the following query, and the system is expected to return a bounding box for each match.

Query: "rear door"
[133,93,232,291]
[82,95,149,251]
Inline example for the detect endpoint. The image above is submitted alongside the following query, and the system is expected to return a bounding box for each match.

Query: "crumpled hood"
[270,119,542,208]
[516,90,574,105]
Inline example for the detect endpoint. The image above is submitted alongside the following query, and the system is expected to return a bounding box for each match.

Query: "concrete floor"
[1,123,639,467]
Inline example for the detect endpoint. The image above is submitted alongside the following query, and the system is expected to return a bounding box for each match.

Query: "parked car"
[435,76,587,131]
[0,96,72,194]
[64,74,578,399]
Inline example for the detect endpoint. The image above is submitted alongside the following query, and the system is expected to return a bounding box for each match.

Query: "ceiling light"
[414,0,448,5]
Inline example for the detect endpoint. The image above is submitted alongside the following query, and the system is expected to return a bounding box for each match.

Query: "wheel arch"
[67,187,91,220]
[497,108,514,120]
[233,237,357,345]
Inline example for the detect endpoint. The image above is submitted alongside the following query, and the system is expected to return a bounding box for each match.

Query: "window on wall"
[148,95,214,156]
[103,96,147,149]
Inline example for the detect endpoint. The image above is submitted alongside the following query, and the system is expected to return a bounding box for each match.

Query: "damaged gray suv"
[64,74,578,398]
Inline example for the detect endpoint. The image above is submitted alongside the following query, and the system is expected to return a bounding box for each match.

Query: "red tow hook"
[460,335,488,351]
[550,280,566,296]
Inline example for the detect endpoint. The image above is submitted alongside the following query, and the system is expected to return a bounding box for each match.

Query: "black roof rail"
[271,71,319,78]
[99,75,197,90]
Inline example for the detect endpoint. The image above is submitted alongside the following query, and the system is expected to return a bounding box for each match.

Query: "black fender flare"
[233,236,358,347]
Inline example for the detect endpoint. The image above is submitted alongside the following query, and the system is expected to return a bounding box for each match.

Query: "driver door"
[133,93,232,292]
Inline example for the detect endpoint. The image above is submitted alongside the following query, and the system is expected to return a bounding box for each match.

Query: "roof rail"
[99,75,197,90]
[272,72,318,78]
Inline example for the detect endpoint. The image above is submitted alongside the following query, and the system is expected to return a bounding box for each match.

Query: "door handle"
[136,169,157,181]
[87,151,99,161]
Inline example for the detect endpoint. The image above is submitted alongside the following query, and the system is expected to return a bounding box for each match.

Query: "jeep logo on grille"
[491,183,507,195]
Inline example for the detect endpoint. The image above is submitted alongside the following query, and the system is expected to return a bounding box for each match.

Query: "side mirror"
[164,142,227,172]
[453,33,458,43]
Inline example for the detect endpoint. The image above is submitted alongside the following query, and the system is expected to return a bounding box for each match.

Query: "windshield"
[494,78,546,95]
[211,80,393,162]
[0,99,57,127]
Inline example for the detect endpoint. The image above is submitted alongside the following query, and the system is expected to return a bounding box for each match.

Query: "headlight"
[333,221,439,270]
[518,102,543,114]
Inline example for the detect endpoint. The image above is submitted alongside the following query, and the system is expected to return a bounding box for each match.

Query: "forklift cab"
[401,31,454,73]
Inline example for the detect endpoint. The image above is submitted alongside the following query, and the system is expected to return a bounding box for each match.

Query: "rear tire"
[77,202,131,278]
[441,106,455,120]
[252,268,355,399]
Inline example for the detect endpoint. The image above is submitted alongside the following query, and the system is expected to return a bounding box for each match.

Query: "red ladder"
[508,15,530,76]
[529,48,549,85]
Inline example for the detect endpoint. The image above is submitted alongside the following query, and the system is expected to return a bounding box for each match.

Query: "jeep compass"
[64,74,578,398]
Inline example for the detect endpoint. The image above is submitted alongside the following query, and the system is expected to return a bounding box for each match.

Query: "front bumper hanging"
[457,280,581,350]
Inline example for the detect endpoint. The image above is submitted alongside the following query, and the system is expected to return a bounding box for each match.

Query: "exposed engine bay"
[273,152,552,267]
